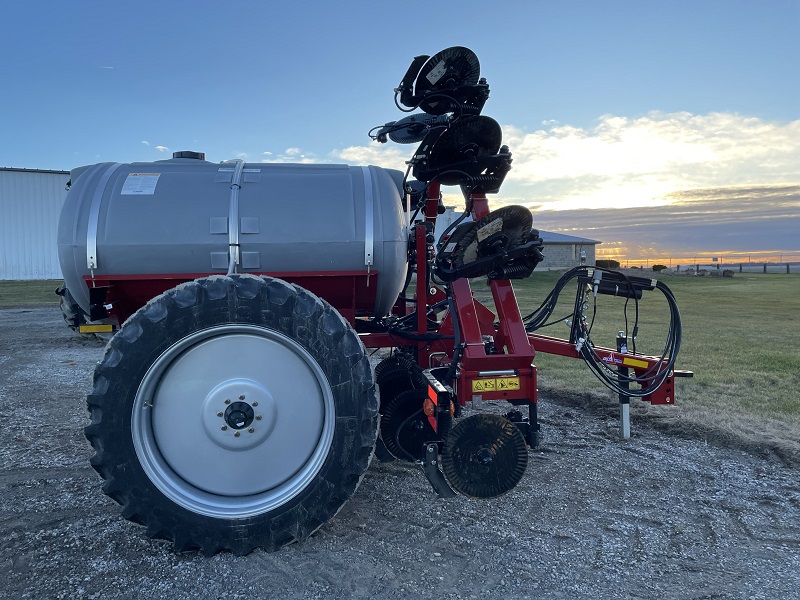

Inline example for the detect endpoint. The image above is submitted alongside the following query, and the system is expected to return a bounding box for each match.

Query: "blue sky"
[2,1,798,261]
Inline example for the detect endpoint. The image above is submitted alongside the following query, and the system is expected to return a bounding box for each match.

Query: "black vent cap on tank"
[172,150,206,160]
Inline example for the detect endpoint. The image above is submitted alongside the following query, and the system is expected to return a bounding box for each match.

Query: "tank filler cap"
[172,150,206,160]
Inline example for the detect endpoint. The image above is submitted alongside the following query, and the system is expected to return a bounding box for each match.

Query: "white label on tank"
[121,173,160,195]
[218,167,261,173]
[426,60,447,85]
[477,218,503,242]
[443,242,458,254]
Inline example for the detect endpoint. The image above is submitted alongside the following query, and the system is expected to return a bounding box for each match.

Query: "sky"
[1,0,798,262]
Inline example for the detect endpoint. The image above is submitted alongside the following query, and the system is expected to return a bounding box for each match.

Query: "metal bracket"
[422,443,456,498]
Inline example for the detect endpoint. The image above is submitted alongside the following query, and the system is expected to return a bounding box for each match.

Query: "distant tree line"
[595,259,668,272]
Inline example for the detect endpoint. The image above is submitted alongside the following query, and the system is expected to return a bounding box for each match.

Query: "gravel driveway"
[1,307,798,599]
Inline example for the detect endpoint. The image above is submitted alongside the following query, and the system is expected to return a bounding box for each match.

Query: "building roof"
[538,230,601,245]
[0,167,70,175]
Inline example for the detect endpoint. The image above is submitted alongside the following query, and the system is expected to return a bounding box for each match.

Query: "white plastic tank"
[58,154,408,317]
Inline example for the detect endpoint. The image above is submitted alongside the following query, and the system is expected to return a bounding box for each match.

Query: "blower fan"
[435,205,544,282]
[396,46,489,115]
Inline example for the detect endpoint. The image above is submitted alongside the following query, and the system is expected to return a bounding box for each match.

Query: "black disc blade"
[442,414,528,498]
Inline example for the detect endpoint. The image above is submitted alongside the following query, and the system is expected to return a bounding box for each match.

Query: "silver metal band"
[86,163,123,270]
[361,167,374,270]
[226,160,246,275]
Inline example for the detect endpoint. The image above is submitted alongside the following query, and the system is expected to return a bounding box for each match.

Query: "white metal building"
[0,167,70,280]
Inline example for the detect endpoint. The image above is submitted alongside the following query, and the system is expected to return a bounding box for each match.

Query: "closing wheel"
[374,353,416,385]
[442,414,528,498]
[85,275,378,555]
[375,353,424,413]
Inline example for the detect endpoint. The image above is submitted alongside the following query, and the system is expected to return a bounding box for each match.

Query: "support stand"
[617,331,631,439]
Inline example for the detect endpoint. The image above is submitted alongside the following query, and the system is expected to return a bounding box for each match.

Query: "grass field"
[2,272,798,432]
[0,279,63,308]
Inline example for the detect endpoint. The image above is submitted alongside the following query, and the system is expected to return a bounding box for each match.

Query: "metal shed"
[0,167,70,280]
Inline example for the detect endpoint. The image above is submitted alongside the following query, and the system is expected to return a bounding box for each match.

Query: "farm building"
[537,231,601,270]
[0,167,70,280]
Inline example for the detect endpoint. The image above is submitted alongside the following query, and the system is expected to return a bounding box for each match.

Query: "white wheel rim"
[131,324,335,518]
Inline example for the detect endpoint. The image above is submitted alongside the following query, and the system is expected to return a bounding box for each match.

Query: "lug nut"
[248,428,255,433]
[216,411,223,417]
[221,425,228,431]
[252,401,258,407]
[234,431,240,437]
[239,395,245,400]
[255,415,262,420]
[224,399,231,405]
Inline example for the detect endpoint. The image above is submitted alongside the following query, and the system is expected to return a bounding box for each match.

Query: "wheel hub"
[201,378,276,451]
[224,402,254,430]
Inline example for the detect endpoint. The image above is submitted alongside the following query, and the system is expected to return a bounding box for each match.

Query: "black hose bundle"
[524,267,682,398]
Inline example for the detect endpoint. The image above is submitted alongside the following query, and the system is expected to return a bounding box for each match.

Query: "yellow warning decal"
[472,378,520,392]
[496,377,520,390]
[79,324,114,333]
[471,378,497,392]
[622,357,649,369]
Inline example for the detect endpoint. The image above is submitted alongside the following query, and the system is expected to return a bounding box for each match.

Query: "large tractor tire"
[56,283,85,330]
[85,275,378,555]
[56,283,112,340]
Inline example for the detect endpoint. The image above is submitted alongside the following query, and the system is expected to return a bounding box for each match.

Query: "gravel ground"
[1,307,799,600]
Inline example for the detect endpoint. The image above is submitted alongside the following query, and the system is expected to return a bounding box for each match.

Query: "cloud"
[502,112,800,211]
[155,145,169,152]
[260,147,319,164]
[532,185,800,261]
[140,140,150,146]
[332,143,409,170]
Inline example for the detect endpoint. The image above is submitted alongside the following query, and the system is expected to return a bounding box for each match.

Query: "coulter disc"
[442,414,528,498]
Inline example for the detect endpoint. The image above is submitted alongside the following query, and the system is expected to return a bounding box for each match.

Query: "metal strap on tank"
[361,167,374,273]
[226,159,246,275]
[86,163,123,271]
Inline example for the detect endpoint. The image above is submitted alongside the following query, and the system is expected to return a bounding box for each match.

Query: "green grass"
[508,270,800,424]
[0,280,63,308]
